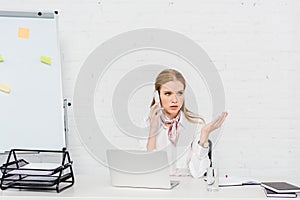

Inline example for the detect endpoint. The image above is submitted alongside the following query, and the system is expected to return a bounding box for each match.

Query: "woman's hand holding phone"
[147,92,164,151]
[149,92,164,136]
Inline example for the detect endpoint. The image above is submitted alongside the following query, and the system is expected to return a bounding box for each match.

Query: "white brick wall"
[1,0,299,182]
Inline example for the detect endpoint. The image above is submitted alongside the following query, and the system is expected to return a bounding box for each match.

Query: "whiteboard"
[0,11,65,152]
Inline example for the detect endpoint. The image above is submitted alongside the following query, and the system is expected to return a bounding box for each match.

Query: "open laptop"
[106,149,179,189]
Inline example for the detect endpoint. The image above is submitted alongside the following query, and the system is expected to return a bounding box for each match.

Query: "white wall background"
[1,0,299,182]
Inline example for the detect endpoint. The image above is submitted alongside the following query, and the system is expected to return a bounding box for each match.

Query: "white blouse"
[150,112,211,178]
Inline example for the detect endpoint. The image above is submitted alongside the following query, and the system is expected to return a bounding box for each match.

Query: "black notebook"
[264,188,297,198]
[261,182,300,193]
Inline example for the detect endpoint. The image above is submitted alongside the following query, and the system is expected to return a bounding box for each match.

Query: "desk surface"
[0,175,299,200]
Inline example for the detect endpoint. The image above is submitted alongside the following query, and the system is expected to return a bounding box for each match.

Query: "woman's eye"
[164,92,171,96]
[177,92,183,96]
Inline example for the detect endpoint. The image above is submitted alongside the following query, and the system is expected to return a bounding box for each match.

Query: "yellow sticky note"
[0,54,3,62]
[40,56,51,65]
[0,83,11,94]
[18,27,30,39]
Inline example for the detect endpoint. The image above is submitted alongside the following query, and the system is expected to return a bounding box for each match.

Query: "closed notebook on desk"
[264,188,297,198]
[261,182,300,193]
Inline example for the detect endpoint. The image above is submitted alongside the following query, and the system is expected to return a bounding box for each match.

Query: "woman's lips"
[169,106,178,110]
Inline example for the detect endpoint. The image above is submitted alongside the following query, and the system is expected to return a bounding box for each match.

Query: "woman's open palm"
[202,112,228,136]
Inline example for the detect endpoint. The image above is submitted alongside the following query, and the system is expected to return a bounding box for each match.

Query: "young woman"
[147,69,228,178]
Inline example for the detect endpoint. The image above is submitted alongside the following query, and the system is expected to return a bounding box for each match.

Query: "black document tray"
[0,148,74,193]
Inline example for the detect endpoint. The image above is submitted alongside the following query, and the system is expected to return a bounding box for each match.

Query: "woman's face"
[159,80,184,119]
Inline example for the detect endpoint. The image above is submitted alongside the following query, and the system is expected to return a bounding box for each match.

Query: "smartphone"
[154,91,166,120]
[154,91,161,106]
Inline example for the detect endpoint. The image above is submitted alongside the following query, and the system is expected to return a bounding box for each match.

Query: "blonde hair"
[151,69,205,124]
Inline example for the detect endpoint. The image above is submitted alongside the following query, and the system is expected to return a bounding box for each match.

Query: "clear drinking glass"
[206,166,219,192]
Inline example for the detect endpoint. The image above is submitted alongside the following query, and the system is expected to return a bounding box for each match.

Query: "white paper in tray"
[8,163,61,176]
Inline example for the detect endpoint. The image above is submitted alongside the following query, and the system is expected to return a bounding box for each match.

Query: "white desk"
[0,175,299,199]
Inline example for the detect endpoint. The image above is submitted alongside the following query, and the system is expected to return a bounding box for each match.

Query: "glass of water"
[206,166,219,192]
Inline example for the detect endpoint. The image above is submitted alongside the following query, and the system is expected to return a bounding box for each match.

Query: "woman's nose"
[171,94,178,103]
